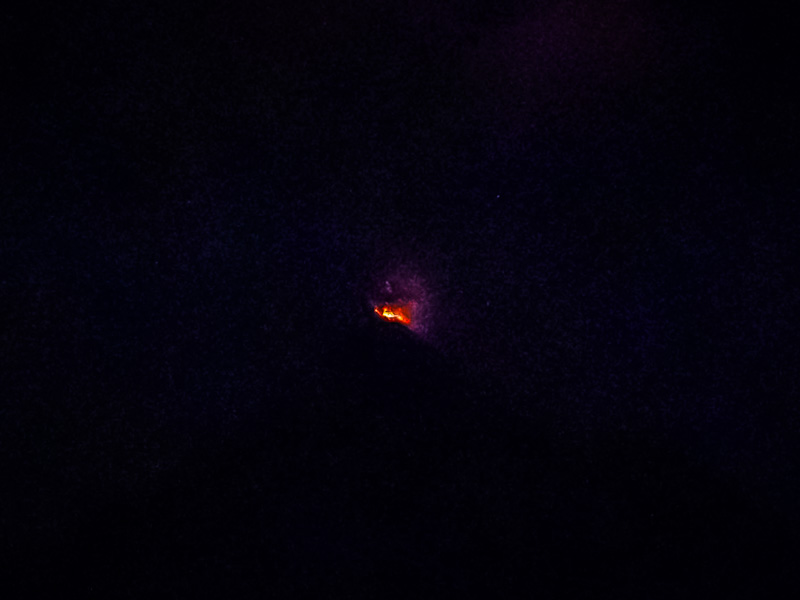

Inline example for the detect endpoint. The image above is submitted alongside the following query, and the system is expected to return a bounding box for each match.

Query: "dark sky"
[3,0,799,596]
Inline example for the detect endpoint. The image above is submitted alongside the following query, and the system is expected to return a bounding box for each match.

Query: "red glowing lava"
[374,303,412,326]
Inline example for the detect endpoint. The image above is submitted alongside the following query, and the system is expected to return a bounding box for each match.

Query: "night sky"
[3,0,799,596]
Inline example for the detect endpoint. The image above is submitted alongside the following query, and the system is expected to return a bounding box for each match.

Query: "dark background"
[2,0,799,596]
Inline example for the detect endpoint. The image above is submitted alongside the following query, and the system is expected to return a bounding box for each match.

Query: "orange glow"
[374,303,412,325]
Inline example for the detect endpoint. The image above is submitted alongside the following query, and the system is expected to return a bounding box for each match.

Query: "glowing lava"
[374,303,412,326]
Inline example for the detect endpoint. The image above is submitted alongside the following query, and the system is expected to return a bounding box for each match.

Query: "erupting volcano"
[368,267,433,338]
[374,303,413,326]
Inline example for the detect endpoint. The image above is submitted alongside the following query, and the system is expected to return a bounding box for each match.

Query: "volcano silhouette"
[11,307,792,598]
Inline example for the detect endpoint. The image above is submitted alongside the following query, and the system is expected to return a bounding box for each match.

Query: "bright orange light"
[374,303,412,325]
